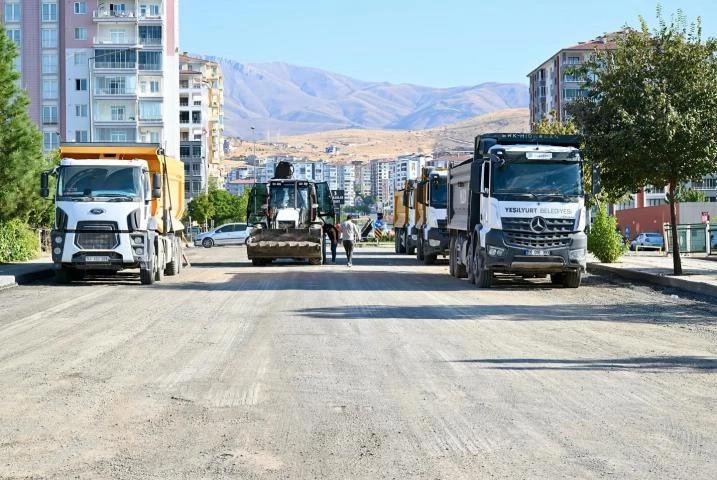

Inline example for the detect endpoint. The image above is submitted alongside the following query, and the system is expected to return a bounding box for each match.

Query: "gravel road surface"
[1,245,715,479]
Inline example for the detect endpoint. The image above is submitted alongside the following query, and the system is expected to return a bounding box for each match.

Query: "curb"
[587,262,717,299]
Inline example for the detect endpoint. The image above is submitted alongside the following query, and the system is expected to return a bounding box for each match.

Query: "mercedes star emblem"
[530,216,547,233]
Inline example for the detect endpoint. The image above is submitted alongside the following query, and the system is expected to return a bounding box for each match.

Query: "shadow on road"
[291,303,715,325]
[447,355,717,371]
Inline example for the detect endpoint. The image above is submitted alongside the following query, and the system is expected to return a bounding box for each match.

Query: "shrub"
[0,219,39,263]
[587,206,625,263]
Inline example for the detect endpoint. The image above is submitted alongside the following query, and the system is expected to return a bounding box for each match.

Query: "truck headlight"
[488,246,505,257]
[133,247,144,256]
[429,239,441,247]
[53,247,62,255]
[569,248,586,260]
[54,236,63,244]
[131,235,144,245]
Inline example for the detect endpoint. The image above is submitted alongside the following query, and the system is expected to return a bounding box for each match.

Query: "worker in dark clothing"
[323,223,339,264]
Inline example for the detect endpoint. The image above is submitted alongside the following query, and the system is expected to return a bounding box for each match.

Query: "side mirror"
[151,172,162,198]
[40,172,50,198]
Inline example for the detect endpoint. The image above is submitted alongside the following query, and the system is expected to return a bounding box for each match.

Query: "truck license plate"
[86,255,110,263]
[526,249,550,256]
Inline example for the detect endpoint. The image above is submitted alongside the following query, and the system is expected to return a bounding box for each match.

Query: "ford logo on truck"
[89,208,105,215]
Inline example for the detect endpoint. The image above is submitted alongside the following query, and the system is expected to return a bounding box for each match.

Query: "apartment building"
[527,32,622,125]
[179,54,224,199]
[2,0,179,155]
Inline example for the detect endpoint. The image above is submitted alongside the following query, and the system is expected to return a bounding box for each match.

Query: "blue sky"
[179,0,717,88]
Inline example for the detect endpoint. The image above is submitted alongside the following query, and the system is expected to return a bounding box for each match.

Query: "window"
[111,105,126,121]
[75,79,88,91]
[110,29,128,44]
[75,130,88,142]
[138,51,162,70]
[563,88,587,99]
[110,131,128,142]
[42,54,58,74]
[179,79,189,88]
[42,79,58,99]
[4,2,21,22]
[74,28,87,40]
[41,2,57,21]
[192,111,201,124]
[150,4,160,16]
[74,51,88,65]
[180,145,190,157]
[192,144,202,157]
[75,104,88,117]
[179,97,188,106]
[74,2,87,14]
[139,101,162,120]
[42,106,58,124]
[109,3,127,15]
[565,56,581,65]
[43,132,59,150]
[150,80,160,93]
[139,25,162,45]
[179,111,189,124]
[149,131,160,143]
[7,28,20,47]
[192,163,201,174]
[41,29,58,48]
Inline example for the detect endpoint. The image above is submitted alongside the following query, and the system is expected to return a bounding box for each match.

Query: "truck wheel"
[562,270,581,288]
[308,257,322,265]
[424,253,436,265]
[406,233,415,255]
[395,231,404,253]
[466,244,475,284]
[474,250,492,288]
[416,237,424,261]
[165,248,180,276]
[454,239,467,278]
[550,273,564,285]
[449,238,456,277]
[140,259,155,285]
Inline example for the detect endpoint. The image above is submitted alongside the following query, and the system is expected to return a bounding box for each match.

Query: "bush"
[0,219,39,263]
[587,206,625,263]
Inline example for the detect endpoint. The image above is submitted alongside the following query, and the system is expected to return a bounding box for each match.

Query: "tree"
[0,28,47,224]
[676,187,707,203]
[208,187,247,225]
[567,8,717,275]
[187,192,214,226]
[532,110,578,135]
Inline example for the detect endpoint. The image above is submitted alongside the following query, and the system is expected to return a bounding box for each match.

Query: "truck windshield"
[492,161,583,199]
[430,177,447,209]
[270,183,309,209]
[57,166,141,199]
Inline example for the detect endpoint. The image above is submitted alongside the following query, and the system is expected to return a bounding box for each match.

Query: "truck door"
[315,182,335,221]
[247,183,268,225]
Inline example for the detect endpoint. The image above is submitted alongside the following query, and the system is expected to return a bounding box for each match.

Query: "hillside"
[208,57,529,137]
[226,108,530,164]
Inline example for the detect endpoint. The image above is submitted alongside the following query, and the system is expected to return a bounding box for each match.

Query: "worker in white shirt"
[339,215,362,267]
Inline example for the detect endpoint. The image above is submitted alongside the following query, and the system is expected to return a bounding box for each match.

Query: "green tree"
[532,110,578,134]
[676,187,707,202]
[567,8,717,275]
[587,205,625,263]
[0,28,47,224]
[209,187,247,225]
[187,192,214,225]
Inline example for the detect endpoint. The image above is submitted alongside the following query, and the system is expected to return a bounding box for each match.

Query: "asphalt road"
[0,245,715,479]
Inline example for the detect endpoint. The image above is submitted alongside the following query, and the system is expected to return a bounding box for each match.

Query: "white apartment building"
[179,54,225,199]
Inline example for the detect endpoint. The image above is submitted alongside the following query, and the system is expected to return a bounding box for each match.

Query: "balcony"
[93,35,138,46]
[93,61,137,70]
[94,87,136,97]
[93,9,139,22]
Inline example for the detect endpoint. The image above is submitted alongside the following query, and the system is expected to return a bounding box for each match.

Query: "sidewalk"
[587,252,717,298]
[0,257,55,289]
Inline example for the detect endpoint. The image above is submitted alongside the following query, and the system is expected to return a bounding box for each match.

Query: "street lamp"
[87,45,143,142]
[250,126,257,180]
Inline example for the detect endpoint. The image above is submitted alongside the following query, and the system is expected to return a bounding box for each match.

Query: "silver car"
[193,223,253,248]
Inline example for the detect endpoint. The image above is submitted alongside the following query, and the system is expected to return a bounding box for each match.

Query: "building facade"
[179,54,224,199]
[2,0,179,155]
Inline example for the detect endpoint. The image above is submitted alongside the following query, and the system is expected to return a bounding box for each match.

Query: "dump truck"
[40,143,185,285]
[413,166,449,264]
[448,133,586,288]
[245,161,335,265]
[393,180,417,254]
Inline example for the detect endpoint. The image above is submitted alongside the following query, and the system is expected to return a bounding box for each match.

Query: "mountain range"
[207,57,530,138]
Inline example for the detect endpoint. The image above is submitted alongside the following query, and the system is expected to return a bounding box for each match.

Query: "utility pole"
[251,126,257,180]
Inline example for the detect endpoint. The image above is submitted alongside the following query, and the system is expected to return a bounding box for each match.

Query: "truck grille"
[502,217,574,249]
[75,221,120,250]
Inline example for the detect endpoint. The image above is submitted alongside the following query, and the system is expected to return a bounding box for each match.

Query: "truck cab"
[414,168,449,264]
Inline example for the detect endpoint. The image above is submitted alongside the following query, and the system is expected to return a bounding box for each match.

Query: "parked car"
[630,232,664,251]
[193,223,253,248]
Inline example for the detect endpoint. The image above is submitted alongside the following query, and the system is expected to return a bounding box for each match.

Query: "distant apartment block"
[179,53,225,199]
[2,0,179,154]
[527,32,620,126]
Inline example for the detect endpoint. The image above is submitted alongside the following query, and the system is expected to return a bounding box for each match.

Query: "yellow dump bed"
[59,143,185,231]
